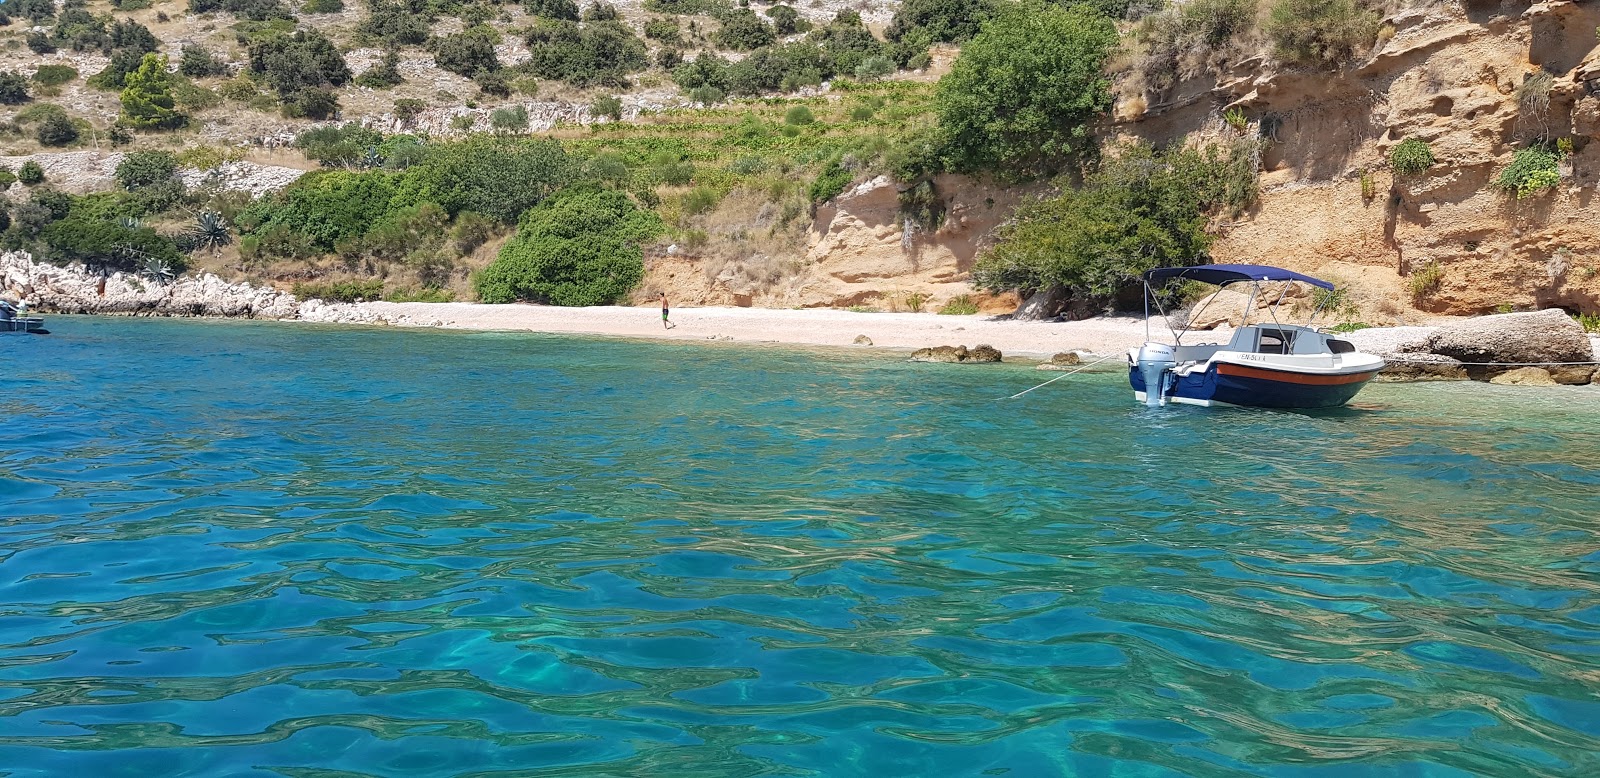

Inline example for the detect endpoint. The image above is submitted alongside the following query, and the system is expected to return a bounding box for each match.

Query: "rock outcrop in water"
[911,344,1003,363]
[1346,309,1598,384]
[0,251,444,327]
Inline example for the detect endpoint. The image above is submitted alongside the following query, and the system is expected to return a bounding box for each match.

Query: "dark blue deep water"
[2,316,1599,777]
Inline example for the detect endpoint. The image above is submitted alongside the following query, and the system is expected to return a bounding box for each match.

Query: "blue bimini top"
[1142,264,1335,290]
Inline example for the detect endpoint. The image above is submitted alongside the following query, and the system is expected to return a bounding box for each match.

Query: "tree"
[116,150,180,189]
[247,29,351,96]
[42,215,186,273]
[807,11,886,77]
[934,1,1117,178]
[491,104,529,133]
[120,54,186,129]
[0,71,29,104]
[474,188,663,305]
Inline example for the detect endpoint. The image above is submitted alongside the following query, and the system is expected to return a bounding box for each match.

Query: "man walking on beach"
[660,293,673,330]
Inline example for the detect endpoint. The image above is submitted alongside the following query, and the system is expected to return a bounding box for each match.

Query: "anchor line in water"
[999,353,1123,400]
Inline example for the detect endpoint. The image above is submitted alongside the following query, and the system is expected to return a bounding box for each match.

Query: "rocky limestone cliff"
[0,251,442,325]
[1118,0,1600,319]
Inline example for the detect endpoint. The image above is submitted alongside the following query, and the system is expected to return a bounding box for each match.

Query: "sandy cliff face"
[641,174,1025,313]
[1122,0,1600,319]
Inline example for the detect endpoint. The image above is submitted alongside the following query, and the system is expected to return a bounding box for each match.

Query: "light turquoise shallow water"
[2,316,1599,777]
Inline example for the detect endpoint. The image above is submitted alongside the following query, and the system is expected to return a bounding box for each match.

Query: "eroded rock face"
[910,344,1003,363]
[1428,309,1594,367]
[1373,353,1467,382]
[1489,367,1559,386]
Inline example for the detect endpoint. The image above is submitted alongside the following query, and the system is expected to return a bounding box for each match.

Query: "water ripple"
[1,317,1598,776]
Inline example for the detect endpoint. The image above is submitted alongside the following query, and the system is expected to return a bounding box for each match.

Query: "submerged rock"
[1373,353,1467,382]
[1037,351,1085,371]
[853,334,873,346]
[910,344,1002,363]
[1489,367,1559,386]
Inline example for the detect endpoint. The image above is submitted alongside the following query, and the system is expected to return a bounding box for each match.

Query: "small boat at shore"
[1,301,48,334]
[1128,264,1384,409]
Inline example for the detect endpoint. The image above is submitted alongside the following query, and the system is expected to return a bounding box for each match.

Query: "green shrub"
[643,17,682,44]
[767,4,809,35]
[31,65,78,87]
[355,50,404,88]
[808,10,887,77]
[451,211,498,253]
[116,150,179,189]
[292,279,385,302]
[281,87,340,119]
[42,215,186,273]
[1574,312,1600,333]
[784,105,814,125]
[359,1,432,45]
[474,188,664,305]
[1389,138,1435,175]
[432,28,500,78]
[592,94,622,120]
[295,122,384,167]
[809,159,852,204]
[935,1,1118,178]
[971,142,1253,302]
[525,0,579,20]
[1496,145,1561,198]
[524,19,648,87]
[938,294,979,315]
[36,113,80,146]
[302,0,343,12]
[19,160,45,185]
[682,185,721,216]
[1407,261,1442,301]
[179,46,228,79]
[0,167,15,188]
[582,1,619,21]
[491,104,529,132]
[241,170,399,251]
[1264,0,1380,68]
[247,29,350,97]
[189,0,291,20]
[403,136,574,222]
[26,32,58,55]
[394,97,426,122]
[716,8,775,51]
[0,71,29,104]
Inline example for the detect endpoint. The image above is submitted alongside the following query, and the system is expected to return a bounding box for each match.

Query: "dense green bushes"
[403,137,573,222]
[1496,145,1561,198]
[1389,138,1434,175]
[972,142,1258,303]
[524,19,648,87]
[886,0,996,67]
[934,1,1118,177]
[474,188,663,305]
[1264,0,1381,68]
[0,72,29,104]
[116,150,179,190]
[246,28,350,116]
[432,27,501,78]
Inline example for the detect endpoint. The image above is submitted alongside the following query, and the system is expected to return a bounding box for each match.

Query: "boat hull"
[0,317,47,334]
[1130,360,1381,409]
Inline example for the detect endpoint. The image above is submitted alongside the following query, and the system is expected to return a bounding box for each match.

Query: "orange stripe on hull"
[1216,363,1379,386]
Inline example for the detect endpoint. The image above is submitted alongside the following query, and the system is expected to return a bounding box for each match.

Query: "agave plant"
[361,146,383,170]
[191,210,232,255]
[139,254,179,285]
[118,215,143,230]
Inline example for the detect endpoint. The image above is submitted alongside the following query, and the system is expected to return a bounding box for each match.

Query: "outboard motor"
[1136,342,1176,407]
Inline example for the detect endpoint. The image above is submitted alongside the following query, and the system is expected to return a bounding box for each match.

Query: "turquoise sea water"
[3,316,1600,777]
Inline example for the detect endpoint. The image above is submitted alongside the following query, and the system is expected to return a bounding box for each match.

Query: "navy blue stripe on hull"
[1130,366,1373,408]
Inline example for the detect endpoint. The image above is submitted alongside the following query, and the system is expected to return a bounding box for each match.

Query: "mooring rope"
[999,353,1123,400]
[1382,357,1600,366]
